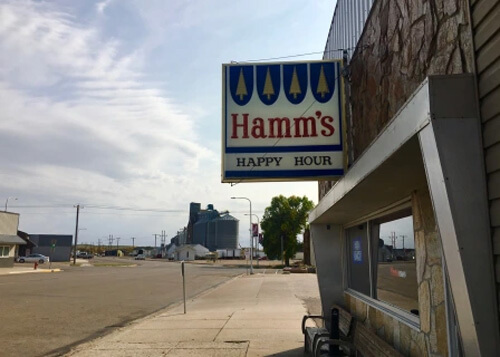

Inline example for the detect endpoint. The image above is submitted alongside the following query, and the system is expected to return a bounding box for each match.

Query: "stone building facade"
[319,0,475,200]
[312,0,500,356]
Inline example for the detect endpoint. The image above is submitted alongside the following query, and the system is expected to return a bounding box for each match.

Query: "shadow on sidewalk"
[267,346,304,356]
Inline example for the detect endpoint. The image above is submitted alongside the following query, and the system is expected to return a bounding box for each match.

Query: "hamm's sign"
[222,60,345,182]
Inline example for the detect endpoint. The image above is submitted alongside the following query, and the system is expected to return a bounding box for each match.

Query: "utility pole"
[153,234,158,250]
[391,232,397,260]
[400,235,406,258]
[131,237,135,248]
[73,204,81,265]
[108,235,114,249]
[116,237,120,250]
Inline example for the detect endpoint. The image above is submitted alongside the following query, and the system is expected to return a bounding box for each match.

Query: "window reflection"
[375,215,418,313]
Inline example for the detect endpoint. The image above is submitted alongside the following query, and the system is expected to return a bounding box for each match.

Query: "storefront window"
[346,206,419,316]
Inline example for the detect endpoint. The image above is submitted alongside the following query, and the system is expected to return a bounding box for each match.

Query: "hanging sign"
[252,223,259,237]
[222,60,345,182]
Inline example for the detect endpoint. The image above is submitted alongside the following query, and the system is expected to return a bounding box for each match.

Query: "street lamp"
[231,196,253,274]
[5,197,17,211]
[245,213,260,267]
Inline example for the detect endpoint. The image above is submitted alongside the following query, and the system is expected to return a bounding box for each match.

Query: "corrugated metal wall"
[212,217,238,251]
[193,214,239,251]
[470,0,500,309]
[323,0,374,60]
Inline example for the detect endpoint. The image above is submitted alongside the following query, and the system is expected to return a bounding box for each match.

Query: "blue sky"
[0,0,336,247]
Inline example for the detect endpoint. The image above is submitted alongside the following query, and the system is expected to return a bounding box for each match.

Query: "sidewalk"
[65,272,321,357]
[0,265,62,275]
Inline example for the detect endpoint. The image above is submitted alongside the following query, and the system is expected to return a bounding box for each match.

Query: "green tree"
[260,195,314,266]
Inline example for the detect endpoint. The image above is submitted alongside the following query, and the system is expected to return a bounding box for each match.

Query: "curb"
[8,269,62,275]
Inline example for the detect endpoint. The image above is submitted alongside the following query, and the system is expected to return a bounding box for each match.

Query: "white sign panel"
[222,60,345,182]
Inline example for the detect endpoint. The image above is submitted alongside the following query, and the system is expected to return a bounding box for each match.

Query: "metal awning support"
[309,75,499,356]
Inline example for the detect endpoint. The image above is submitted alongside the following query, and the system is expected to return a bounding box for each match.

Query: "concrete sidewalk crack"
[213,311,235,341]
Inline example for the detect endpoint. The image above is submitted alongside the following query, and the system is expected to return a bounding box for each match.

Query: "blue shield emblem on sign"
[256,65,280,105]
[230,66,253,106]
[310,62,335,103]
[283,64,307,105]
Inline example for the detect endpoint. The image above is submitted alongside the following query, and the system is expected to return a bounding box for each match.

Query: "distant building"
[169,227,187,246]
[175,244,209,261]
[30,234,73,262]
[378,245,393,262]
[0,212,26,268]
[188,203,239,251]
[17,231,37,257]
[166,244,177,260]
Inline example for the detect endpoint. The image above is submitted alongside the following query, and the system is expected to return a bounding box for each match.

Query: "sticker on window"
[353,237,363,264]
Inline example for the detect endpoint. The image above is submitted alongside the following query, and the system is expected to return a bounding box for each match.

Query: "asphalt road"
[0,258,244,357]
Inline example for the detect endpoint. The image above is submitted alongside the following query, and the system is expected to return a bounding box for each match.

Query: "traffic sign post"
[49,240,56,269]
[181,261,186,314]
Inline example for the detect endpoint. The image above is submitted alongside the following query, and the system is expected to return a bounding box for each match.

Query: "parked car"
[77,252,94,259]
[135,254,146,260]
[17,254,50,264]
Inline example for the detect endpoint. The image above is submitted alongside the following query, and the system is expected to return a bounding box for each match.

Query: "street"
[0,258,244,357]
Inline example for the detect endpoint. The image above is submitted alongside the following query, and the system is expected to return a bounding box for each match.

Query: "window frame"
[343,199,420,329]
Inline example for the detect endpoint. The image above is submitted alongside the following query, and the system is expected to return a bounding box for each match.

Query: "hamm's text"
[230,110,335,139]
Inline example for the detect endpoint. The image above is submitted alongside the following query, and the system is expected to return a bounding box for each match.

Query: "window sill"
[345,289,420,331]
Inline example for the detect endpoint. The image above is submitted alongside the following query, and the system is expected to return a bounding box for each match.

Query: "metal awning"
[0,235,27,245]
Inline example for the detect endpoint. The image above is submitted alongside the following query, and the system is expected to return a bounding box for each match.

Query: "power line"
[237,46,363,63]
[83,204,186,213]
[10,204,187,213]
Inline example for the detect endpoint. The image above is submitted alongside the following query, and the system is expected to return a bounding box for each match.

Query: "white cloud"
[0,0,322,246]
[96,0,113,15]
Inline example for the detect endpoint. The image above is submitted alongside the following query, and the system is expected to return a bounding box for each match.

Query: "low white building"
[175,244,209,261]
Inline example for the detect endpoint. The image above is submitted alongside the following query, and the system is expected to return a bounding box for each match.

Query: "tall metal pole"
[73,204,80,265]
[249,200,252,273]
[153,234,158,249]
[281,235,284,265]
[181,261,186,314]
[245,213,260,267]
[231,197,253,274]
[5,197,17,212]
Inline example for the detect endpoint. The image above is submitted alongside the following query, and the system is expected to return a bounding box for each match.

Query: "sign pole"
[181,261,186,314]
[49,240,56,270]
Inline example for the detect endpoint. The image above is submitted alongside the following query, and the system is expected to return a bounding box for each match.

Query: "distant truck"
[216,249,243,259]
